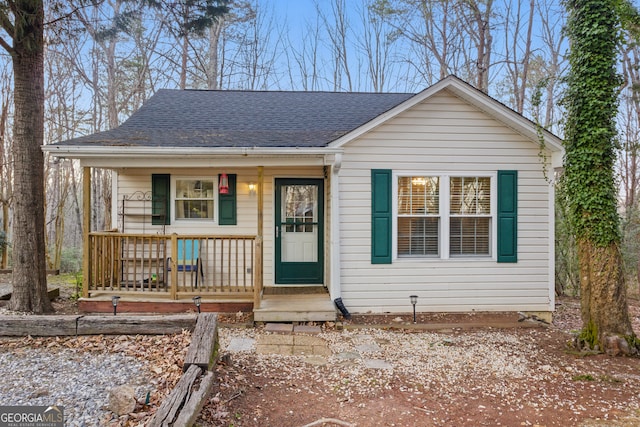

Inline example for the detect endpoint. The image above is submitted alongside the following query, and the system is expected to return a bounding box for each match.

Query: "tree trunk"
[577,239,634,353]
[207,20,223,90]
[8,0,53,313]
[180,32,188,90]
[0,82,8,269]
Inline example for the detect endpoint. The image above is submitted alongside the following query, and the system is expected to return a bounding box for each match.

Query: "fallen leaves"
[0,330,192,426]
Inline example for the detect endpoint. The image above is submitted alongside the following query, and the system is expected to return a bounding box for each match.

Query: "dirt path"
[199,297,640,427]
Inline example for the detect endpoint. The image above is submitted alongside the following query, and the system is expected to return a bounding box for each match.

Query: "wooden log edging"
[148,313,219,427]
[77,315,196,335]
[183,313,218,371]
[0,314,197,336]
[0,315,79,336]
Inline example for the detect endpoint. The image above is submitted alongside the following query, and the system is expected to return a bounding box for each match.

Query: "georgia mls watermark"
[0,406,64,427]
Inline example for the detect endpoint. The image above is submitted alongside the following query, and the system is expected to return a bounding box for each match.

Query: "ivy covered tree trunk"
[2,0,53,313]
[564,0,635,354]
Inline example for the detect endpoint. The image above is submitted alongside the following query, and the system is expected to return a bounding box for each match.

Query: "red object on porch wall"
[219,173,229,194]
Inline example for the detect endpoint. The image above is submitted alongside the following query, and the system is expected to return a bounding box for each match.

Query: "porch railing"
[87,232,256,299]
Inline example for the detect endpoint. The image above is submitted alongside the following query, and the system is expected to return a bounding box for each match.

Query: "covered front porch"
[78,165,339,321]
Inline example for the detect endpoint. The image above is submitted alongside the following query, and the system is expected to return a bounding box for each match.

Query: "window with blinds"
[397,176,440,256]
[449,177,491,255]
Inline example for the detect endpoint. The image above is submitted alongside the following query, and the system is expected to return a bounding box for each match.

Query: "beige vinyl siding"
[116,173,156,234]
[339,89,553,313]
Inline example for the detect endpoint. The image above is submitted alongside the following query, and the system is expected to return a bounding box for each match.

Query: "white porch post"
[329,154,342,300]
[82,167,91,298]
[254,166,264,310]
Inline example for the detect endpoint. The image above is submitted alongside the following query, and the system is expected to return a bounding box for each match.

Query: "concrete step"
[254,293,336,322]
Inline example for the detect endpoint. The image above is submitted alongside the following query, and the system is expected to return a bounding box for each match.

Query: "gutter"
[41,145,344,159]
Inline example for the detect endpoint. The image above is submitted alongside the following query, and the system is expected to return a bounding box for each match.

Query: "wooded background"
[0,0,638,296]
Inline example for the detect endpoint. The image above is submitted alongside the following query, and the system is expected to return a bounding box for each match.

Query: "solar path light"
[112,296,121,316]
[410,295,418,323]
[193,296,202,313]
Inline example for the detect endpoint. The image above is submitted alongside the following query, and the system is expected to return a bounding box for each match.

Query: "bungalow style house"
[43,76,563,322]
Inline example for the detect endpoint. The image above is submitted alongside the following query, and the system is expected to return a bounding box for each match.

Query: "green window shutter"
[218,174,237,225]
[152,174,170,225]
[371,169,392,264]
[497,170,517,263]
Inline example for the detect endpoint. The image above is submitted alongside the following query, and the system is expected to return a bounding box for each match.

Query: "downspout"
[329,153,350,319]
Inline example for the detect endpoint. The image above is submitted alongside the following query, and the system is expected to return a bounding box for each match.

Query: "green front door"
[275,178,324,284]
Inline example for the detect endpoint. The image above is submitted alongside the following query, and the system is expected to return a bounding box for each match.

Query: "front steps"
[253,292,337,322]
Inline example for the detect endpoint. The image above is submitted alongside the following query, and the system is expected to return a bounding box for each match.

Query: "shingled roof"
[54,89,415,148]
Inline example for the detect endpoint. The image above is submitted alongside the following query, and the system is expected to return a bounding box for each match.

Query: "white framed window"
[174,178,215,220]
[449,176,491,257]
[395,174,494,259]
[397,176,440,256]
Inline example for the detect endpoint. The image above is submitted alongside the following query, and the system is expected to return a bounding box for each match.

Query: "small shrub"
[71,272,83,300]
[60,247,82,273]
[572,374,595,381]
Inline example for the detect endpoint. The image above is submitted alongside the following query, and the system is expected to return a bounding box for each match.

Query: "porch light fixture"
[193,296,202,313]
[410,295,418,323]
[112,296,121,316]
[219,173,229,194]
[248,182,256,197]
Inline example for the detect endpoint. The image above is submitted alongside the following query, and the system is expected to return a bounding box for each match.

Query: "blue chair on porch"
[167,239,203,287]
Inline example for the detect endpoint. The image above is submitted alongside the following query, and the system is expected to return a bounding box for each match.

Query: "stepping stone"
[363,359,393,370]
[265,323,293,334]
[335,352,361,360]
[226,337,255,352]
[351,335,375,345]
[356,343,382,353]
[294,325,322,335]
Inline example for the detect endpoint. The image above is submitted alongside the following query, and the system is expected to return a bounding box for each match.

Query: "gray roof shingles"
[55,89,415,148]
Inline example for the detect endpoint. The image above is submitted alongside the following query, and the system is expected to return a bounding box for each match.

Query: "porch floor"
[254,293,337,322]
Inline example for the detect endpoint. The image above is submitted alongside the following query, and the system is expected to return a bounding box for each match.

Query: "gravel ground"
[207,325,640,427]
[0,347,152,426]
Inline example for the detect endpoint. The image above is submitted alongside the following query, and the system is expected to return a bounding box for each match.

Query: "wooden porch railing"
[87,232,256,299]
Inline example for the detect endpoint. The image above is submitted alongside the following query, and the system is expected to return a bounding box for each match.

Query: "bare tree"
[154,0,229,89]
[378,0,472,88]
[0,61,12,269]
[356,0,398,92]
[620,41,640,292]
[532,0,567,131]
[458,0,494,92]
[42,34,87,270]
[206,17,224,89]
[284,15,323,91]
[316,0,353,91]
[502,0,534,113]
[70,1,165,230]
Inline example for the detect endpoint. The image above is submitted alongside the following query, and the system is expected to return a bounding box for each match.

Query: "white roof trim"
[42,145,343,158]
[328,75,564,153]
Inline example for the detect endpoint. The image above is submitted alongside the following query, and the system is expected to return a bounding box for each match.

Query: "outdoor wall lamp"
[193,296,202,313]
[410,295,418,323]
[248,182,256,197]
[112,296,121,316]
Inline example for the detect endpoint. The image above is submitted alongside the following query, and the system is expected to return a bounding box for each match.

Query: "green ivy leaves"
[562,0,623,247]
